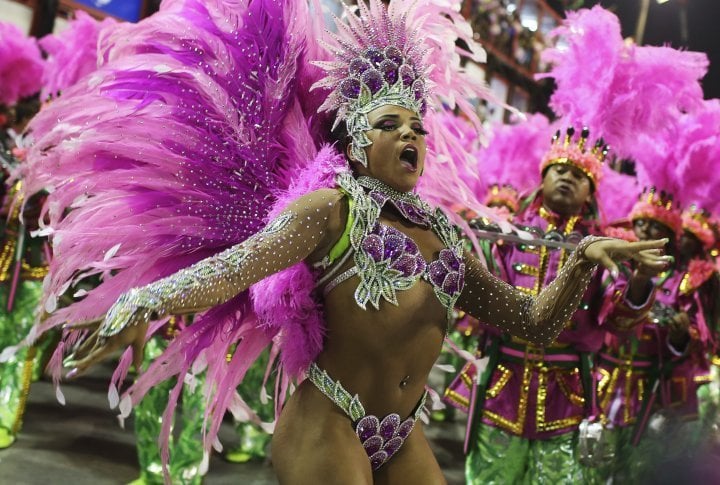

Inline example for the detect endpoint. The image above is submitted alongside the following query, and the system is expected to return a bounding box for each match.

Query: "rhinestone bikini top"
[317,173,465,321]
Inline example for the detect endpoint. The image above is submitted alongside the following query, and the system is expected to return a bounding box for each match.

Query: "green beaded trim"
[307,362,365,421]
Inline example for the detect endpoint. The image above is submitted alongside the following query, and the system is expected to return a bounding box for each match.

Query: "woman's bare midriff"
[272,209,451,483]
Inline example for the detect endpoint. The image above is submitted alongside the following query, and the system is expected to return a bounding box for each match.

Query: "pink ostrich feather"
[431,110,480,196]
[539,6,624,130]
[39,11,117,101]
[0,22,44,105]
[477,113,551,200]
[19,0,317,469]
[673,99,720,217]
[250,146,346,378]
[597,165,638,225]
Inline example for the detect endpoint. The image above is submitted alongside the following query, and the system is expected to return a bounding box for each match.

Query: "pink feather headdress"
[39,11,117,101]
[629,188,683,237]
[539,126,608,188]
[683,207,715,250]
[0,22,44,106]
[673,99,720,248]
[539,6,706,195]
[629,98,718,239]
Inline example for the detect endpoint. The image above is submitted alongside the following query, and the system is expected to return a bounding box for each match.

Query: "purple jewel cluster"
[355,413,416,470]
[338,45,427,113]
[362,224,427,277]
[427,248,465,297]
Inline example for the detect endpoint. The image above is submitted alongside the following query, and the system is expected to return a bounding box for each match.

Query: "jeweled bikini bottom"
[306,362,427,470]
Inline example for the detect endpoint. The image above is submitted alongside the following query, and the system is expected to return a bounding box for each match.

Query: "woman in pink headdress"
[14,0,668,481]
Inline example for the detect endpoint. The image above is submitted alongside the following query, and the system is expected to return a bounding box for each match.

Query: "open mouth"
[556,183,574,195]
[399,145,418,172]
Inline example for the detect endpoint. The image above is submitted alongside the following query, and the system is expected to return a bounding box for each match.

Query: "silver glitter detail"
[335,173,464,321]
[99,191,342,337]
[457,235,601,345]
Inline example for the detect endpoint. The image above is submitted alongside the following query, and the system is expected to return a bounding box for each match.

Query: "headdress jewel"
[311,0,430,167]
[630,186,683,236]
[682,205,715,249]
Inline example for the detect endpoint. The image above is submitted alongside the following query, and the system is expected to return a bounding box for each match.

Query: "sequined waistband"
[306,362,427,423]
[598,352,654,369]
[497,342,581,368]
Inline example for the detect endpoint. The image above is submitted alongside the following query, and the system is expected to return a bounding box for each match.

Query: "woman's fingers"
[627,238,669,252]
[597,253,619,278]
[68,341,119,375]
[599,238,668,262]
[634,249,672,268]
[63,307,150,378]
[72,327,103,357]
[65,323,136,375]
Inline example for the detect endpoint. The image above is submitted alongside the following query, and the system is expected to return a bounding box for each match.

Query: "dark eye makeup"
[372,119,428,135]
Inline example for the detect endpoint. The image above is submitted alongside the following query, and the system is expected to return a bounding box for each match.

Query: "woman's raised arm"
[457,237,670,345]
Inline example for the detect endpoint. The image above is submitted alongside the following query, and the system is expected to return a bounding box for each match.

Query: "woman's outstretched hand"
[582,237,671,278]
[63,302,149,378]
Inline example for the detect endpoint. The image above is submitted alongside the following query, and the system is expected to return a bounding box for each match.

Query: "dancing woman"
[18,0,668,482]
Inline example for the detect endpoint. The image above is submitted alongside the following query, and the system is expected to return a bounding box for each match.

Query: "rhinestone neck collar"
[356,176,431,227]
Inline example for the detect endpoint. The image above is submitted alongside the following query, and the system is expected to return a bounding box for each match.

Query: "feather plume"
[540,5,707,162]
[0,22,44,105]
[21,0,309,467]
[251,146,346,377]
[39,11,116,101]
[597,165,638,224]
[673,99,720,216]
[476,114,551,199]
